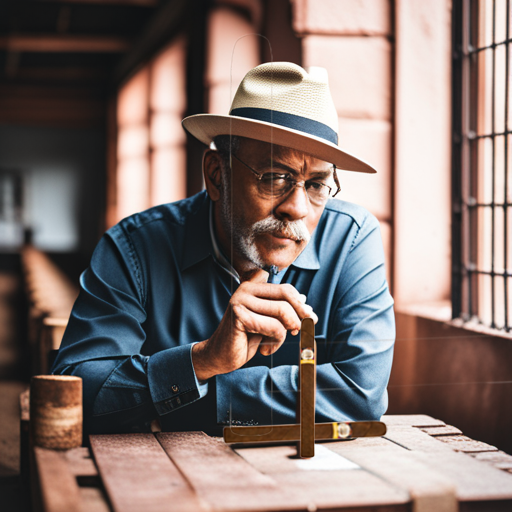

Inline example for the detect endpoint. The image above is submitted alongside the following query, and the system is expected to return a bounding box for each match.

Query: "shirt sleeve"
[51,227,208,435]
[215,213,395,426]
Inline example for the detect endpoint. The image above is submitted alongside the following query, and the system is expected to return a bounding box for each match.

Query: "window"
[452,0,512,332]
[0,169,24,249]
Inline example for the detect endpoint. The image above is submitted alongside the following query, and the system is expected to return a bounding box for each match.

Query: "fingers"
[236,281,318,324]
[239,296,301,332]
[243,268,270,284]
[258,337,282,356]
[233,305,289,350]
[221,278,318,365]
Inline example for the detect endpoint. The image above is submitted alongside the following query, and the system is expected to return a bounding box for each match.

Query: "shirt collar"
[290,230,320,270]
[209,201,240,283]
[180,192,213,271]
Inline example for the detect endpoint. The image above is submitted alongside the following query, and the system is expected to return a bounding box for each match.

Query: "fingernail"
[291,329,299,336]
[299,294,307,303]
[304,304,313,314]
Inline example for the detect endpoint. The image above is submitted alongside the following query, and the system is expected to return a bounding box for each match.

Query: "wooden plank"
[420,425,463,436]
[34,447,83,512]
[157,431,308,511]
[64,447,98,478]
[236,443,411,510]
[413,450,512,502]
[78,488,111,512]
[326,444,458,512]
[299,317,316,458]
[384,425,457,453]
[382,426,512,502]
[382,414,445,427]
[436,435,499,453]
[90,433,205,512]
[330,433,512,509]
[471,451,512,471]
[62,447,110,512]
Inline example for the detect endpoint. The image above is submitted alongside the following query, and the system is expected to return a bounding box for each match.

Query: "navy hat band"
[230,107,338,145]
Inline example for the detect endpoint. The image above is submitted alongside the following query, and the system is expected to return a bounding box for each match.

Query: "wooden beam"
[113,0,192,84]
[35,0,158,6]
[0,35,131,53]
[0,84,106,128]
[10,67,107,83]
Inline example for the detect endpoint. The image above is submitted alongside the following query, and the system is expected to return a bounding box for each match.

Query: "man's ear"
[203,150,224,201]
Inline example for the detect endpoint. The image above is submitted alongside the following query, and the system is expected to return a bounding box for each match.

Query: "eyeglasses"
[231,154,341,206]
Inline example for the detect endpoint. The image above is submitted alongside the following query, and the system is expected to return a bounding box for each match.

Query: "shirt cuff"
[147,344,208,416]
[190,342,209,399]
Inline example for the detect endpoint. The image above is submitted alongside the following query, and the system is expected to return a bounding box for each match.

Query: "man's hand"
[191,269,318,381]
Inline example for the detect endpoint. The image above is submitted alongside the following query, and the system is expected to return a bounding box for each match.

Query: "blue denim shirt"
[52,190,395,436]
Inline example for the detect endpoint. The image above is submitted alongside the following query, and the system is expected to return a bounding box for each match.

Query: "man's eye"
[307,181,324,191]
[261,173,289,185]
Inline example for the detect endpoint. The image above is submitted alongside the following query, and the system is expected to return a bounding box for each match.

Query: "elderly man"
[52,62,395,435]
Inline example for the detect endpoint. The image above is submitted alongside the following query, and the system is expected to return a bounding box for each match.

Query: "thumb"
[242,268,270,284]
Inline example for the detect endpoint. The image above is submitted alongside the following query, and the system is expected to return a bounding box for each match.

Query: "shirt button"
[171,385,179,393]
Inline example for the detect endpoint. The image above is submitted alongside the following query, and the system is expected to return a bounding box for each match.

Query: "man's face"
[215,138,336,275]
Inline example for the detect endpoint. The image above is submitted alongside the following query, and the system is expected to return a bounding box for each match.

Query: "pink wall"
[393,0,452,306]
[389,310,512,454]
[206,4,261,116]
[113,37,187,224]
[291,1,512,452]
[292,0,394,288]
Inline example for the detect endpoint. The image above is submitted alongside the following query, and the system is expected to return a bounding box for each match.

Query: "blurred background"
[0,0,511,505]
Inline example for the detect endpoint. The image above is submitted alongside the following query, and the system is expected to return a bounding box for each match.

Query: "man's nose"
[274,183,309,220]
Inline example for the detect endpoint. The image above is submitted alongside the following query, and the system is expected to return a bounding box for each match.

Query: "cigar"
[223,421,386,444]
[299,317,316,457]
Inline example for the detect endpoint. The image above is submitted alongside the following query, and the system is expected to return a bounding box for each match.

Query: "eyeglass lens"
[258,174,331,205]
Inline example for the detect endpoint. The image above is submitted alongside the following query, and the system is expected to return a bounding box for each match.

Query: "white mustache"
[251,216,311,243]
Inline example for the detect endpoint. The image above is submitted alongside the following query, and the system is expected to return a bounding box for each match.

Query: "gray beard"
[219,180,311,272]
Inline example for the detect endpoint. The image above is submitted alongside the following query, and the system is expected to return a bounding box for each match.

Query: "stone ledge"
[396,301,512,340]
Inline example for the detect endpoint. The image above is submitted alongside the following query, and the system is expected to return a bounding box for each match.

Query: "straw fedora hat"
[182,62,376,174]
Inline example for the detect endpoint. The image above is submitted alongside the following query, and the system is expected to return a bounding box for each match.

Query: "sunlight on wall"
[150,37,187,206]
[115,38,187,223]
[206,6,260,115]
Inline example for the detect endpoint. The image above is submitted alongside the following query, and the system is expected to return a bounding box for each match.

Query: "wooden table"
[31,415,512,512]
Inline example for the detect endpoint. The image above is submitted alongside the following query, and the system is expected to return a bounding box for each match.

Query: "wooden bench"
[25,413,512,512]
[21,245,78,374]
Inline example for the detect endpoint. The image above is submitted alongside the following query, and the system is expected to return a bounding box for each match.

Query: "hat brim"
[182,114,376,174]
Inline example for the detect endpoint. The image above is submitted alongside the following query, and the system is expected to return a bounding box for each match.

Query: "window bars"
[452,0,511,332]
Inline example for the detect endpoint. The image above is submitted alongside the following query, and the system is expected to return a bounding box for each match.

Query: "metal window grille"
[452,0,511,332]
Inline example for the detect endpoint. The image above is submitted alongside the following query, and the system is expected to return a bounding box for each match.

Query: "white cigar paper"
[294,444,360,471]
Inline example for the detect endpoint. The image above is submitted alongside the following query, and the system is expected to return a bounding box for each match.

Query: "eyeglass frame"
[229,153,341,205]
